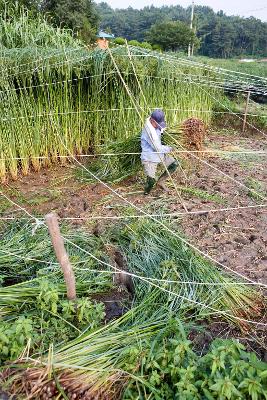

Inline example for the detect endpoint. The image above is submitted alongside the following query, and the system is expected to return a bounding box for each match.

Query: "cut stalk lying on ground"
[2,218,266,399]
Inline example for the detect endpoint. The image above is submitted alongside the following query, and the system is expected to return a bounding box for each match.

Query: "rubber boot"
[158,161,179,182]
[144,176,156,195]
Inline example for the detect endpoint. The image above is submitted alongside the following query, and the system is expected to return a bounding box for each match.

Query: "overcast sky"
[97,0,267,21]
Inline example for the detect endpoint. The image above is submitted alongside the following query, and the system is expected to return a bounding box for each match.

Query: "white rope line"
[46,203,267,218]
[1,204,267,220]
[0,248,57,266]
[0,71,116,94]
[0,244,264,288]
[74,267,267,286]
[2,51,96,81]
[1,105,266,124]
[1,148,267,162]
[126,50,267,99]
[176,57,267,84]
[0,230,264,289]
[64,237,267,328]
[0,47,86,76]
[1,203,267,221]
[130,47,267,84]
[166,58,267,140]
[2,67,267,98]
[50,115,267,287]
[0,107,132,122]
[166,109,267,118]
[142,275,267,327]
[0,190,36,219]
[1,178,267,332]
[5,48,94,75]
[0,248,99,268]
[122,53,267,96]
[132,72,267,95]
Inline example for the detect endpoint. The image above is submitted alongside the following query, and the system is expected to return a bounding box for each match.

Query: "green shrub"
[114,37,126,45]
[123,321,267,399]
[139,41,152,49]
[0,279,105,363]
[128,39,141,46]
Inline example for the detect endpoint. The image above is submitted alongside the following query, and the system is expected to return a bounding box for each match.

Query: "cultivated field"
[0,7,267,400]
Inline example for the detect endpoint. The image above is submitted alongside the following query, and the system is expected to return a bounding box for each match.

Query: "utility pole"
[188,0,195,57]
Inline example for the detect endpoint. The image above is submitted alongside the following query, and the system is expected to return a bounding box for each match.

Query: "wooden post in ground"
[242,91,251,134]
[45,212,76,300]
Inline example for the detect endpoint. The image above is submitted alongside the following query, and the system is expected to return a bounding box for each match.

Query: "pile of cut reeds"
[2,219,265,399]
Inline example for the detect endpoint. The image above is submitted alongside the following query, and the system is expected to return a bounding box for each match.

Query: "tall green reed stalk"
[0,6,218,182]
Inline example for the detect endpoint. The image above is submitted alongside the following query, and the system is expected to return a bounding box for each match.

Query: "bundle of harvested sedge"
[182,117,206,154]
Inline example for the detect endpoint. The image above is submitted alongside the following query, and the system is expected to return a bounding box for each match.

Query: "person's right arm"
[144,126,172,154]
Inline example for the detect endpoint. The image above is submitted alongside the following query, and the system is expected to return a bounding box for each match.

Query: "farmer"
[141,109,178,195]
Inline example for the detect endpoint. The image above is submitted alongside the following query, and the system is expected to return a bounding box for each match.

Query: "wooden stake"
[45,213,76,300]
[242,90,251,134]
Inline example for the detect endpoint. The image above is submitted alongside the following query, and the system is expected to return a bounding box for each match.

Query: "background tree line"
[0,0,99,42]
[1,1,266,58]
[96,2,267,58]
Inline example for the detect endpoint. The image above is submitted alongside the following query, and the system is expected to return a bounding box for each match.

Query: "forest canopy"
[96,2,267,58]
[2,1,266,57]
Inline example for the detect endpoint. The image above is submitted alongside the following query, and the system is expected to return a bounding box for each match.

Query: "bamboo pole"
[45,212,76,300]
[242,90,251,134]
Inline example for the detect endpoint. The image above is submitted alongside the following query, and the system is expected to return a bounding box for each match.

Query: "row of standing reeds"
[0,6,218,182]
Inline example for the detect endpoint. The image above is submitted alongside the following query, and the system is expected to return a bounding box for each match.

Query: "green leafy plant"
[0,278,105,363]
[0,317,36,364]
[61,297,105,328]
[123,329,267,400]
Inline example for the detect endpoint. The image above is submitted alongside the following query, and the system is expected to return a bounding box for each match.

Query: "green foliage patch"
[0,279,105,364]
[123,321,267,399]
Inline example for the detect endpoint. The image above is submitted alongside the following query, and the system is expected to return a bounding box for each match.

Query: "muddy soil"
[1,130,267,359]
[2,132,266,285]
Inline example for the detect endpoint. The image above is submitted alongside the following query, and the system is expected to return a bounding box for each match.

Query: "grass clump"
[178,185,226,204]
[77,134,142,183]
[245,177,267,201]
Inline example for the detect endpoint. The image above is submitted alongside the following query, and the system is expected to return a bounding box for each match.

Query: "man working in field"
[141,109,178,195]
